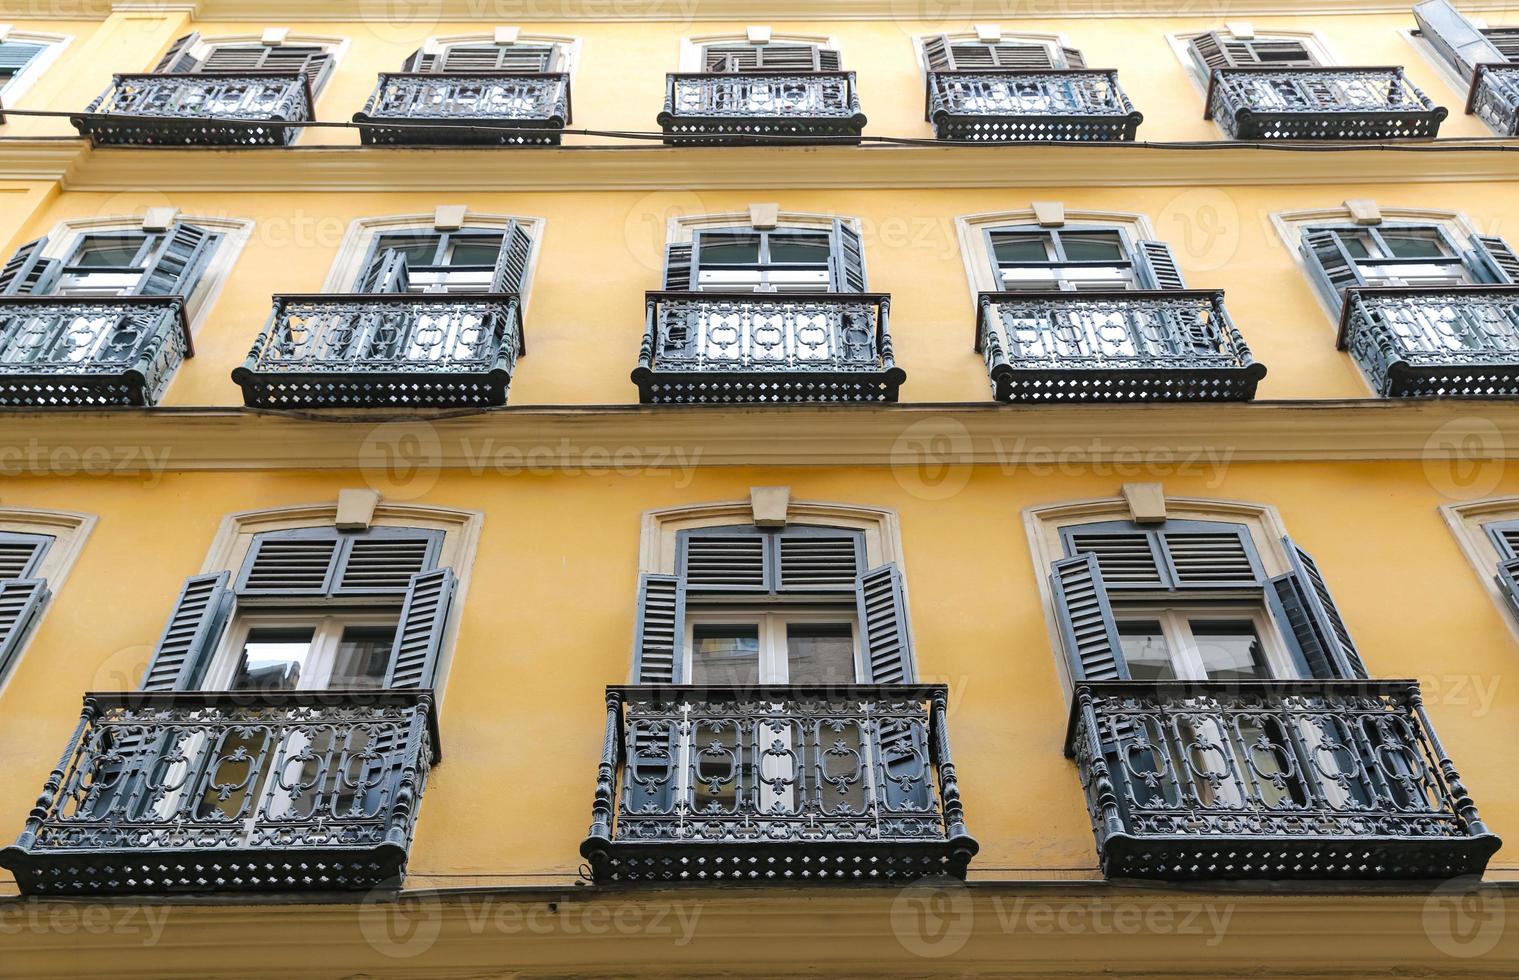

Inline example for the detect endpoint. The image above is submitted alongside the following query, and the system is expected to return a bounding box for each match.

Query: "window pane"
[768,235,830,264]
[1117,621,1176,680]
[697,235,761,265]
[373,235,442,267]
[230,627,315,691]
[1191,620,1271,681]
[1060,233,1127,262]
[692,625,760,686]
[1337,234,1371,259]
[991,234,1052,264]
[785,623,855,685]
[329,625,397,690]
[72,237,145,269]
[1382,232,1450,259]
[446,238,504,267]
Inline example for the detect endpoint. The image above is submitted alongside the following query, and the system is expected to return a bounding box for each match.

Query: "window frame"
[355,227,510,294]
[684,607,864,685]
[1112,604,1295,681]
[0,31,69,107]
[982,223,1141,291]
[206,610,401,693]
[689,225,838,293]
[1300,222,1474,289]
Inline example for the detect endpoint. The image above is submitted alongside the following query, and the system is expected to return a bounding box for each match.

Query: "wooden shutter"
[679,527,767,592]
[383,568,455,689]
[661,242,694,290]
[0,42,44,74]
[236,527,441,597]
[0,237,61,296]
[1300,229,1367,299]
[356,247,411,294]
[1189,32,1242,70]
[134,223,213,297]
[139,572,232,691]
[1469,233,1519,285]
[632,573,684,683]
[1062,522,1261,592]
[922,35,954,71]
[855,563,916,683]
[439,44,555,72]
[1060,46,1086,70]
[1134,240,1187,290]
[815,48,842,71]
[401,48,434,72]
[152,33,201,73]
[678,525,863,594]
[777,530,862,591]
[0,578,48,682]
[1266,536,1368,680]
[1497,557,1519,620]
[829,219,868,293]
[489,221,534,294]
[0,533,51,580]
[1050,554,1128,681]
[1415,0,1508,81]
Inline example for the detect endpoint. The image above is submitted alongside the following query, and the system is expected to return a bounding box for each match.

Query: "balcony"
[0,690,437,896]
[232,293,522,409]
[353,72,571,145]
[73,73,313,147]
[976,290,1265,402]
[659,72,866,145]
[1471,65,1519,135]
[1339,286,1519,397]
[1066,680,1500,880]
[1205,67,1446,140]
[926,70,1142,142]
[633,291,903,404]
[581,685,975,884]
[0,297,189,407]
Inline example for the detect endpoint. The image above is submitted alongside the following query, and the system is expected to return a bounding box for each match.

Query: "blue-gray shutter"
[489,221,533,294]
[134,223,213,297]
[922,35,953,70]
[401,47,435,72]
[829,219,868,293]
[677,526,768,593]
[1050,553,1128,681]
[632,573,684,683]
[0,578,48,683]
[1266,536,1368,680]
[1414,0,1507,81]
[1469,233,1519,284]
[661,242,694,290]
[1134,240,1187,290]
[856,563,916,683]
[0,42,44,73]
[0,237,61,296]
[383,567,454,689]
[152,33,201,73]
[1062,521,1262,592]
[0,533,50,579]
[1300,228,1367,301]
[235,527,441,597]
[1496,558,1519,620]
[1189,32,1241,71]
[139,571,232,691]
[356,248,410,294]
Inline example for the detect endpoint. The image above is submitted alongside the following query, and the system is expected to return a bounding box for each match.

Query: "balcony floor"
[352,114,565,146]
[582,837,978,885]
[633,368,904,404]
[72,115,303,148]
[1099,831,1501,881]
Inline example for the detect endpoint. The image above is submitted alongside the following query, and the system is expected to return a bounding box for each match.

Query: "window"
[661,219,865,293]
[1300,223,1519,299]
[0,40,45,92]
[0,223,219,300]
[353,220,534,296]
[922,34,1084,71]
[404,42,560,72]
[153,33,335,93]
[1415,1,1519,80]
[0,531,53,687]
[982,224,1185,292]
[702,43,840,72]
[1188,32,1319,73]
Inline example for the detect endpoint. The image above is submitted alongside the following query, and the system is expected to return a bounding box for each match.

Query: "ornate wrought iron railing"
[1339,285,1519,397]
[925,69,1142,142]
[0,690,437,896]
[353,72,571,145]
[976,290,1264,402]
[634,291,902,404]
[233,293,522,409]
[659,71,866,144]
[1066,680,1500,880]
[1470,65,1519,136]
[74,73,314,146]
[1205,67,1446,140]
[582,684,976,884]
[0,296,189,407]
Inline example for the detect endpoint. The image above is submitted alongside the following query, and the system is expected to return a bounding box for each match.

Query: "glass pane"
[446,238,504,267]
[230,627,315,691]
[697,235,761,265]
[768,235,830,264]
[991,234,1053,264]
[373,235,442,267]
[328,625,398,690]
[785,623,855,685]
[1061,233,1127,262]
[692,625,760,686]
[72,237,145,269]
[1382,232,1450,259]
[1192,620,1271,681]
[1117,621,1176,680]
[1337,234,1371,259]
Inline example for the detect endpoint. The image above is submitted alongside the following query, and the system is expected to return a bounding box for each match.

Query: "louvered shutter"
[0,578,48,682]
[1050,554,1128,681]
[401,47,435,72]
[139,572,232,691]
[0,42,43,74]
[777,529,862,591]
[152,33,201,73]
[829,219,867,293]
[197,45,267,72]
[489,221,534,294]
[1063,522,1261,592]
[293,50,334,92]
[816,49,842,71]
[445,44,555,72]
[356,247,411,294]
[661,242,694,290]
[1189,32,1241,70]
[235,527,440,597]
[1469,234,1519,285]
[133,223,213,297]
[1487,519,1519,559]
[383,568,454,689]
[632,573,684,683]
[1497,558,1519,620]
[855,563,916,683]
[1134,240,1187,290]
[922,35,954,71]
[1301,229,1367,300]
[1266,536,1368,680]
[678,527,767,592]
[1060,46,1086,70]
[0,237,61,296]
[0,532,51,579]
[1415,0,1508,81]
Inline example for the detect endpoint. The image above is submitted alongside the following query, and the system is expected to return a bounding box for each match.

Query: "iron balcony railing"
[659,71,866,144]
[233,293,522,409]
[73,73,314,146]
[0,690,437,896]
[925,69,1142,142]
[1066,680,1500,880]
[634,291,903,404]
[1338,285,1519,397]
[353,72,571,145]
[1470,65,1519,136]
[976,290,1265,402]
[1205,67,1446,140]
[582,684,977,884]
[0,296,189,407]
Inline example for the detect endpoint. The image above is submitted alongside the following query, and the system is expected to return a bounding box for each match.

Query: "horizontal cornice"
[1,401,1516,473]
[3,140,1518,191]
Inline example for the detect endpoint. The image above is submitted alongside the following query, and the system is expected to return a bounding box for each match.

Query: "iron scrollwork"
[1206,67,1446,140]
[0,297,188,407]
[355,72,571,145]
[659,72,867,145]
[1339,285,1519,397]
[926,69,1142,142]
[75,73,314,147]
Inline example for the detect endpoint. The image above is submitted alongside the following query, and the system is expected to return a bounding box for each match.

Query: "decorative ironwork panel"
[926,70,1142,142]
[976,290,1264,402]
[0,690,436,895]
[582,684,977,883]
[1472,65,1519,136]
[355,72,570,145]
[1206,68,1446,140]
[0,297,188,407]
[233,293,521,409]
[659,72,866,145]
[634,291,903,404]
[1067,680,1500,879]
[74,73,313,147]
[1340,286,1519,397]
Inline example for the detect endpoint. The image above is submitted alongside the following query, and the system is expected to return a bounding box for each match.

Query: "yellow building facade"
[1,0,1519,975]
